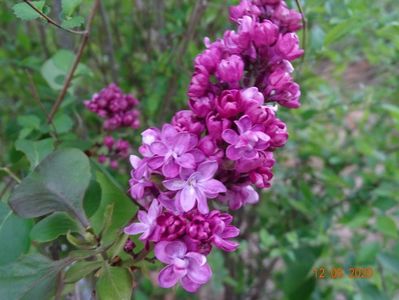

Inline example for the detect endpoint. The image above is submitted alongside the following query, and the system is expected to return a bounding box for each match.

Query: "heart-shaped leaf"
[9,148,91,228]
[0,255,71,300]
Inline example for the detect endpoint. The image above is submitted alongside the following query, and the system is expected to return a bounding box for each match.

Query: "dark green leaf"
[9,148,91,228]
[0,203,32,266]
[15,139,54,170]
[96,266,132,300]
[30,212,80,242]
[65,260,103,283]
[90,162,137,244]
[83,180,102,218]
[0,255,71,300]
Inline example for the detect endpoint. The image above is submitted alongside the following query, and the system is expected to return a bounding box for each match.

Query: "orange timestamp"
[312,266,374,279]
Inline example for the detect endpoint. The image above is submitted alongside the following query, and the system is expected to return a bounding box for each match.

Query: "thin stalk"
[47,0,101,123]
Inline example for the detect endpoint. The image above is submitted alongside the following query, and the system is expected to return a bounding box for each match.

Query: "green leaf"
[15,139,54,170]
[61,0,82,17]
[0,255,71,300]
[0,203,32,266]
[96,266,132,300]
[17,115,40,130]
[90,162,137,244]
[30,212,80,243]
[41,50,90,91]
[83,180,102,218]
[17,115,41,139]
[53,114,74,134]
[375,215,398,238]
[62,15,84,29]
[12,1,45,21]
[9,148,91,228]
[377,252,399,275]
[65,260,103,283]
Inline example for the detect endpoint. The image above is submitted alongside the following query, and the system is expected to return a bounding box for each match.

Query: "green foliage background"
[0,0,398,299]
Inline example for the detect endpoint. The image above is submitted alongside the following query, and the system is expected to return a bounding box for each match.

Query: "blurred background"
[0,0,398,299]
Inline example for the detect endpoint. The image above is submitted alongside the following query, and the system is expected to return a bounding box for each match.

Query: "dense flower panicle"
[85,83,140,130]
[124,0,302,293]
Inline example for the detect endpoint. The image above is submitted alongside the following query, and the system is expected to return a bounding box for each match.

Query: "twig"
[0,167,21,184]
[47,0,101,123]
[25,70,59,140]
[23,0,86,35]
[295,0,307,58]
[99,0,118,83]
[55,271,64,300]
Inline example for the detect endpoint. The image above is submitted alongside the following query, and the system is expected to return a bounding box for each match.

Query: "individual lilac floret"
[220,185,259,210]
[155,241,212,293]
[148,124,199,178]
[216,55,244,86]
[124,199,161,241]
[163,161,226,213]
[128,155,153,200]
[222,115,270,160]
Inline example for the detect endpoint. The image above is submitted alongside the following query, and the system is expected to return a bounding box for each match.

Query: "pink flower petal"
[162,159,180,178]
[123,222,148,235]
[221,226,240,238]
[175,153,196,169]
[226,145,241,160]
[162,124,178,144]
[129,155,141,169]
[212,235,239,252]
[158,265,181,288]
[222,129,239,145]
[148,156,164,169]
[137,210,150,224]
[197,160,218,180]
[150,142,168,156]
[163,179,186,191]
[244,185,259,204]
[185,252,207,266]
[155,241,187,264]
[180,276,201,293]
[147,199,161,220]
[201,179,226,196]
[236,115,252,133]
[180,186,197,212]
[195,188,209,214]
[187,260,212,284]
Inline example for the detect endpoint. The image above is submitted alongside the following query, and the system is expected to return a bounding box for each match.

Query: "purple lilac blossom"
[85,83,140,130]
[124,0,303,293]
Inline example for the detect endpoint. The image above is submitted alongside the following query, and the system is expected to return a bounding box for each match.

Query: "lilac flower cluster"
[84,83,140,131]
[124,0,302,292]
[98,136,130,169]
